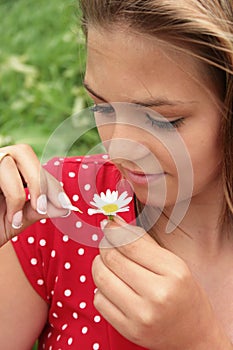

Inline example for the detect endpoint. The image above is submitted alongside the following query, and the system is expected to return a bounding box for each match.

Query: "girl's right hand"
[0,144,75,246]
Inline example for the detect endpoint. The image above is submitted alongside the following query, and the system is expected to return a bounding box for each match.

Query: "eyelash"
[90,104,185,130]
[145,113,185,130]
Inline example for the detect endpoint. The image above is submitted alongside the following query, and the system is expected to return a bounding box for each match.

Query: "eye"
[90,104,115,115]
[146,113,185,131]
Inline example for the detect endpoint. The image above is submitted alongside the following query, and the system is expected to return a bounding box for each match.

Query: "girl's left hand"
[92,217,232,350]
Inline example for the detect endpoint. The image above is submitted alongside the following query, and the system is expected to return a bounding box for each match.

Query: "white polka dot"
[60,181,64,187]
[48,332,52,338]
[37,279,44,286]
[76,158,82,162]
[62,323,68,330]
[54,161,60,166]
[53,313,58,318]
[68,337,73,345]
[79,301,86,309]
[78,248,85,255]
[49,345,52,350]
[81,326,88,334]
[51,290,54,296]
[42,344,45,349]
[72,194,79,201]
[30,258,37,265]
[64,289,72,297]
[93,343,100,350]
[64,262,71,270]
[51,250,56,258]
[75,221,82,228]
[28,194,31,200]
[69,172,76,178]
[73,312,78,319]
[102,154,109,159]
[94,315,101,323]
[94,288,98,294]
[40,219,47,224]
[39,239,46,246]
[92,234,99,241]
[57,334,61,341]
[57,301,63,308]
[55,276,58,283]
[84,184,91,191]
[82,164,89,169]
[28,236,35,244]
[80,275,86,283]
[59,157,64,161]
[11,236,18,242]
[63,235,69,242]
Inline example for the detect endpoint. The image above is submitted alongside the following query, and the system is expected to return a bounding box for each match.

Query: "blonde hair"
[79,0,233,229]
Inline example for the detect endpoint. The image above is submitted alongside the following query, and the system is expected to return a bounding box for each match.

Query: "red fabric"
[12,154,147,350]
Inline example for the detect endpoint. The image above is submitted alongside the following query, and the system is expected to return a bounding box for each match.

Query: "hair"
[79,0,233,231]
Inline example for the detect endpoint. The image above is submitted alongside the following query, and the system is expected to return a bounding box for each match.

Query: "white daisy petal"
[100,192,107,201]
[88,189,133,218]
[116,207,130,213]
[94,194,101,202]
[111,191,118,202]
[117,191,128,202]
[90,201,100,207]
[118,196,133,207]
[87,208,102,215]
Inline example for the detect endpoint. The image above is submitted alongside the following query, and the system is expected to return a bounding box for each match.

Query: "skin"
[86,27,233,348]
[0,26,232,349]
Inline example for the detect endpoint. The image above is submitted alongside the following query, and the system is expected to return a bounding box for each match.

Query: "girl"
[0,0,233,349]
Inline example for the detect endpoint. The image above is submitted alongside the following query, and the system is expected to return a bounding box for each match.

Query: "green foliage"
[0,0,98,157]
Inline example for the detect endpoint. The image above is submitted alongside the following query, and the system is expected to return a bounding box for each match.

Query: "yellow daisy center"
[102,203,119,214]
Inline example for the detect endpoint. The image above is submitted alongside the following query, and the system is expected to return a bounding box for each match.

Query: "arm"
[0,241,48,349]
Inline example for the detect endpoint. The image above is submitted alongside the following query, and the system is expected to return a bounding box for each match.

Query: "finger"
[0,145,45,212]
[0,156,26,224]
[92,255,141,314]
[93,289,144,348]
[93,289,127,332]
[0,145,79,216]
[99,240,165,297]
[2,197,71,245]
[102,217,181,276]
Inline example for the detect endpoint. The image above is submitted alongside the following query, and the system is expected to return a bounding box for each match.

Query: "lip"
[122,167,165,185]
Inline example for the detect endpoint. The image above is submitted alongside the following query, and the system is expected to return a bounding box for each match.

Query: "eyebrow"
[83,81,197,108]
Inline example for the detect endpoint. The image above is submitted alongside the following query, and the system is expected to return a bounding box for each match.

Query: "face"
[84,27,223,209]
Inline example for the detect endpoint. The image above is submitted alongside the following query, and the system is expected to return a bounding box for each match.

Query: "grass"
[0,1,100,348]
[0,0,99,159]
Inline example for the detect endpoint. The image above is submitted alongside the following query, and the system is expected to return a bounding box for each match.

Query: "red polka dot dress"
[11,154,147,350]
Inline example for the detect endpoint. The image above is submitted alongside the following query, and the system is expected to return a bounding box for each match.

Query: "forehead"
[85,27,210,103]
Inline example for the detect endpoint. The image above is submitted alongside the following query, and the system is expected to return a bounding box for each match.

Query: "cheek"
[184,131,222,189]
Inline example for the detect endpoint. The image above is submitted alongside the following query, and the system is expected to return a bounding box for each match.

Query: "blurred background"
[0,0,99,160]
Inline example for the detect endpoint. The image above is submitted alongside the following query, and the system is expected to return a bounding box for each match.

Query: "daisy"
[87,189,133,219]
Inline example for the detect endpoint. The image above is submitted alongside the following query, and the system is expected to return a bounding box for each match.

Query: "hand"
[0,144,74,246]
[92,217,232,350]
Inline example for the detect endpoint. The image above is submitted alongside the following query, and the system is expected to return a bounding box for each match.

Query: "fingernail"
[58,192,83,213]
[61,209,71,218]
[100,219,108,230]
[12,210,23,229]
[37,194,47,215]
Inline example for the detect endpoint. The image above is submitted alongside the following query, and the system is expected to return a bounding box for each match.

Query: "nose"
[105,123,151,162]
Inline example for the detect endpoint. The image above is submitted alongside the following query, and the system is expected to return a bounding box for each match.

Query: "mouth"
[122,167,166,185]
